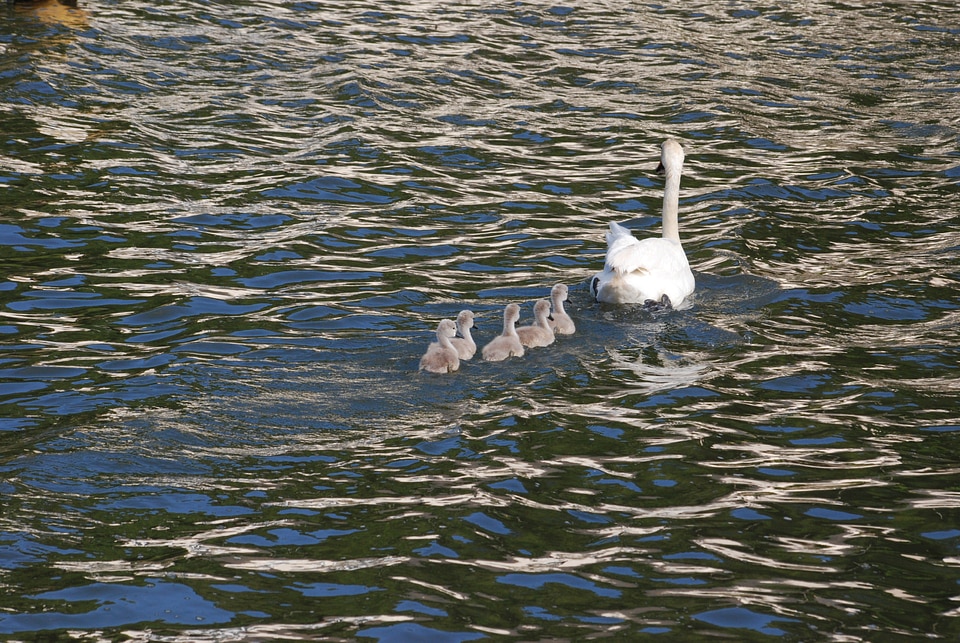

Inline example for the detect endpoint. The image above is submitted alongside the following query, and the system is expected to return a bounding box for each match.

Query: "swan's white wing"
[605,221,634,246]
[605,234,646,275]
[603,222,646,274]
[639,238,691,274]
[607,236,690,278]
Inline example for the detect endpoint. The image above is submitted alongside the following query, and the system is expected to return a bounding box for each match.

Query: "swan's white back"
[590,139,695,307]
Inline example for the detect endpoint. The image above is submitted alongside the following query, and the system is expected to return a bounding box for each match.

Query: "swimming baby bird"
[590,138,695,308]
[482,303,524,362]
[419,319,460,373]
[516,299,555,348]
[449,309,476,360]
[548,283,575,335]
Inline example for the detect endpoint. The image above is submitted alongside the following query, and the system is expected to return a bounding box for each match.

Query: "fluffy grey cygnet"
[516,299,555,348]
[419,319,460,373]
[450,309,476,360]
[482,303,524,362]
[548,283,575,335]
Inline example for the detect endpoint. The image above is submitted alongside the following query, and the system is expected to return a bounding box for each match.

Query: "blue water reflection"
[694,607,801,637]
[1,0,959,639]
[0,581,233,633]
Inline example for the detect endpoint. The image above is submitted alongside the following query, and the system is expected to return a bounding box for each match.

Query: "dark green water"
[1,1,959,640]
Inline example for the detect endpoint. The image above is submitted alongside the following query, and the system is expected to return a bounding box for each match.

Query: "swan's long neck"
[661,166,682,243]
[438,329,454,349]
[552,294,566,317]
[503,317,518,337]
[537,308,550,328]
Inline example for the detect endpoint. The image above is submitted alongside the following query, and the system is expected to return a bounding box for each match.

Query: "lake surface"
[1,0,959,640]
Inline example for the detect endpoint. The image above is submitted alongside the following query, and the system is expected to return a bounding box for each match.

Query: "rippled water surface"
[2,0,960,640]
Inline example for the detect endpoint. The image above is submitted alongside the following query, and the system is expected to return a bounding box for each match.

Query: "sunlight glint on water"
[0,0,959,640]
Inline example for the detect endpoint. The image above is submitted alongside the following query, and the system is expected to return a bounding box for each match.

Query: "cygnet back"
[482,303,524,362]
[516,299,555,348]
[419,319,460,373]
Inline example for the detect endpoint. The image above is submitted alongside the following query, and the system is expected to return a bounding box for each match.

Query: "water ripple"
[1,0,959,639]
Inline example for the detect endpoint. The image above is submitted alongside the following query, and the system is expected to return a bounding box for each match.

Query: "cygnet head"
[437,318,457,340]
[551,283,568,302]
[657,138,684,175]
[533,299,551,323]
[504,303,520,324]
[456,309,474,330]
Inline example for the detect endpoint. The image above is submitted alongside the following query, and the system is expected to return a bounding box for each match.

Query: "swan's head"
[657,138,685,176]
[534,299,551,320]
[504,303,520,323]
[437,319,457,338]
[551,283,568,301]
[456,309,474,329]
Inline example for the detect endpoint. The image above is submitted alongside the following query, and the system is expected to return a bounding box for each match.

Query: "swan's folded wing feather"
[606,237,690,277]
[605,234,647,275]
[605,221,634,246]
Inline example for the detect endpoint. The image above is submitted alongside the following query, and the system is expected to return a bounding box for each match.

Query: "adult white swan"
[589,139,695,308]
